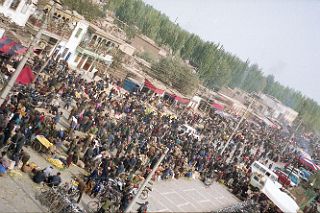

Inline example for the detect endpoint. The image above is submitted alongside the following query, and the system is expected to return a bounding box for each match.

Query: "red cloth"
[0,41,16,54]
[0,36,7,43]
[144,79,165,95]
[16,66,34,85]
[211,103,224,111]
[168,93,190,104]
[174,96,190,104]
[15,47,27,55]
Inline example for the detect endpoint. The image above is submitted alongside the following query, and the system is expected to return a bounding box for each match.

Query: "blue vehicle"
[287,173,300,186]
[299,167,312,181]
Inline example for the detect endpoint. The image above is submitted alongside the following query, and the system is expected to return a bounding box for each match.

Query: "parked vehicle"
[299,167,312,180]
[286,172,300,186]
[285,166,309,182]
[299,157,320,171]
[250,161,280,190]
[274,170,291,187]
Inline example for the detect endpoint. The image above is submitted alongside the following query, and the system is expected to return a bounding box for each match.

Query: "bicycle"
[37,185,61,207]
[130,181,153,200]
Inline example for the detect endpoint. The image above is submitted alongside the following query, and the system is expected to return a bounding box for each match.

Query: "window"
[75,28,83,38]
[74,53,82,63]
[10,0,21,10]
[65,52,71,61]
[61,48,69,58]
[21,4,28,14]
[83,57,93,70]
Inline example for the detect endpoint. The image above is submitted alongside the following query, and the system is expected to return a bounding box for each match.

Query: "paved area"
[0,147,92,212]
[132,178,240,212]
[0,172,44,212]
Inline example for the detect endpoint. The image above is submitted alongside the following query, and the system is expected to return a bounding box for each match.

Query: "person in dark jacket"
[33,170,46,184]
[47,172,62,187]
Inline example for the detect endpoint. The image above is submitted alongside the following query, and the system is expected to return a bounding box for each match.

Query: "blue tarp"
[123,78,141,92]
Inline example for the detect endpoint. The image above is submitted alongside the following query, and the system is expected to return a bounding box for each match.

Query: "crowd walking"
[0,56,317,213]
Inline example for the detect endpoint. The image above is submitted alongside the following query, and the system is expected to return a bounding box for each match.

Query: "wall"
[131,35,161,59]
[119,43,135,56]
[0,0,36,26]
[0,28,5,37]
[188,95,202,110]
[58,20,89,67]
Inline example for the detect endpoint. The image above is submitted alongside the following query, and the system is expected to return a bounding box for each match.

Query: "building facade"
[0,0,37,26]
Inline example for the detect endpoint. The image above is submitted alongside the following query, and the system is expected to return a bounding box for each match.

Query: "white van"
[250,161,280,189]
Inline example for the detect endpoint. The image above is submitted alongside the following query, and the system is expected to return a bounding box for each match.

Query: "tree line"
[61,0,320,133]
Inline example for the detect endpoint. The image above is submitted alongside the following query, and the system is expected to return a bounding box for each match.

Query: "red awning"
[169,93,190,104]
[144,79,165,95]
[175,96,190,104]
[16,66,34,85]
[211,103,224,111]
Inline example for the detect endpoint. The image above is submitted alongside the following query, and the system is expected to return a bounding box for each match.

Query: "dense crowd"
[0,57,307,212]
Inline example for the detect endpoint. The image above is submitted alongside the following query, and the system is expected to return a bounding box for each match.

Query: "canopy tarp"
[169,93,190,104]
[36,135,53,149]
[0,36,27,55]
[0,41,16,54]
[211,103,224,111]
[261,179,299,213]
[144,79,165,95]
[16,66,34,85]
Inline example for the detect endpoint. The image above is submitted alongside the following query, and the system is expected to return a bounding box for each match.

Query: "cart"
[32,135,54,153]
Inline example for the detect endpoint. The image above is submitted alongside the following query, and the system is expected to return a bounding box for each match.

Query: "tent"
[261,179,299,213]
[0,41,16,54]
[0,36,27,55]
[16,66,34,85]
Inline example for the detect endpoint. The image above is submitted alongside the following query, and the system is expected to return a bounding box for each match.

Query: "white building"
[56,20,135,72]
[258,94,298,125]
[0,0,37,26]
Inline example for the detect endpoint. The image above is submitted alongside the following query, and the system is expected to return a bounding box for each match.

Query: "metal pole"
[125,148,169,213]
[220,96,255,155]
[284,119,303,153]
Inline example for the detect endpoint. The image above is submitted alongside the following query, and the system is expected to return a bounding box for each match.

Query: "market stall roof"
[169,94,190,104]
[0,36,27,55]
[211,102,224,111]
[144,79,165,95]
[261,179,299,213]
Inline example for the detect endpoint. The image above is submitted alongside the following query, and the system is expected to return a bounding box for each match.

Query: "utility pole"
[220,95,255,155]
[0,2,56,105]
[125,148,169,213]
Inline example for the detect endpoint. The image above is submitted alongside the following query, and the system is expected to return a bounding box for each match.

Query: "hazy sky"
[143,0,320,102]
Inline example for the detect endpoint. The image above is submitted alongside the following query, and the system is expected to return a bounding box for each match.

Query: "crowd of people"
[0,56,311,212]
